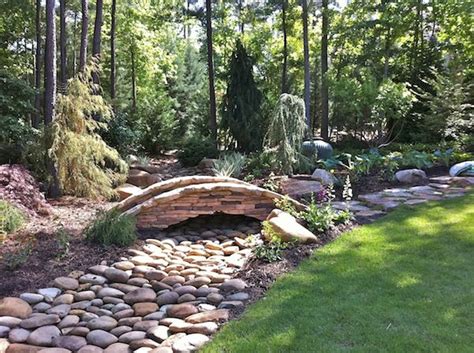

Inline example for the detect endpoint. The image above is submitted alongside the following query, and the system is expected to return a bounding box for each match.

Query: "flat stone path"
[333,176,473,220]
[0,175,472,353]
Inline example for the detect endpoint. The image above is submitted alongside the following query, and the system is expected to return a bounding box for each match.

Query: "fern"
[49,65,128,199]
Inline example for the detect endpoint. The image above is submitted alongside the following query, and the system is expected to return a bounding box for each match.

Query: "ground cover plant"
[202,193,474,353]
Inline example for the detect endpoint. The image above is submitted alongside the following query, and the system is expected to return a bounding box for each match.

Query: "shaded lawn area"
[203,193,474,353]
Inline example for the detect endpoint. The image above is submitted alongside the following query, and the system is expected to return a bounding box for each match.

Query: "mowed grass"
[202,193,474,353]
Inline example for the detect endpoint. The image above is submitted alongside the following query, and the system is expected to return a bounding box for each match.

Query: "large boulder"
[449,161,474,177]
[127,169,160,188]
[311,169,337,186]
[279,177,323,198]
[198,158,216,170]
[266,209,318,243]
[395,169,428,184]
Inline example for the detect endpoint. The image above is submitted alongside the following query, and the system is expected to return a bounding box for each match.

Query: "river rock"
[123,288,156,305]
[86,330,118,348]
[21,315,60,329]
[167,304,198,319]
[0,298,32,319]
[266,209,318,244]
[53,336,87,351]
[104,268,130,283]
[53,277,79,291]
[27,325,61,346]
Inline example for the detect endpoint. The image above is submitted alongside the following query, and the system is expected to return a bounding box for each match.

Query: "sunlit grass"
[203,193,474,353]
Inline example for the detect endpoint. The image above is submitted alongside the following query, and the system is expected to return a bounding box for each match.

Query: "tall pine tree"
[221,40,263,153]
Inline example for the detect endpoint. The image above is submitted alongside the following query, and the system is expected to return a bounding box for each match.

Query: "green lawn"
[203,193,474,353]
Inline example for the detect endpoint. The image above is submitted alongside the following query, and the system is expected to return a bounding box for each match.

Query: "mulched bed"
[229,222,356,319]
[0,233,134,298]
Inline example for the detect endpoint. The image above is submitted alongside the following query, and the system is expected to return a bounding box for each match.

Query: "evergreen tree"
[221,40,263,153]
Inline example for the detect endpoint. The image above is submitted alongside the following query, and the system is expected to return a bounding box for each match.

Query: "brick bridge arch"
[116,176,305,229]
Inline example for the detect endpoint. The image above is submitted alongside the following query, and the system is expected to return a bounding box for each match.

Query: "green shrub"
[55,227,71,260]
[85,209,137,247]
[0,201,24,235]
[178,135,218,167]
[212,152,246,178]
[3,243,32,270]
[255,221,291,262]
[274,195,298,217]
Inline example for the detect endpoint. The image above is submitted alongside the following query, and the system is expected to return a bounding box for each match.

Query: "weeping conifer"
[221,40,263,153]
[49,65,128,199]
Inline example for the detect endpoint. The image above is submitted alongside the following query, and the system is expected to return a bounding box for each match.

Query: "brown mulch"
[0,196,133,298]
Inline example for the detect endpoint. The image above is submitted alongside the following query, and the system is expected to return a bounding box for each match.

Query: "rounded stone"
[86,330,118,348]
[57,315,80,329]
[167,304,198,319]
[133,320,158,332]
[103,342,130,353]
[161,276,185,286]
[54,277,79,291]
[144,270,167,282]
[156,292,179,306]
[123,288,156,305]
[27,325,61,346]
[9,328,30,343]
[80,274,107,285]
[219,279,247,292]
[146,326,169,343]
[187,321,218,335]
[133,302,158,317]
[47,304,71,318]
[0,316,22,328]
[118,330,146,343]
[77,345,104,353]
[0,326,9,338]
[54,335,88,351]
[87,316,117,331]
[206,293,223,304]
[21,314,61,329]
[177,294,196,303]
[104,268,130,283]
[53,294,74,306]
[0,298,32,319]
[110,326,132,337]
[97,288,124,298]
[19,293,44,305]
[74,291,96,302]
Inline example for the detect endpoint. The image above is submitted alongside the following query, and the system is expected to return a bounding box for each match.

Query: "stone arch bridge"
[116,176,305,230]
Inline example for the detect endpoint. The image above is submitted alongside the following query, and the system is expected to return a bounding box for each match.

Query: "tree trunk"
[281,0,288,94]
[92,0,103,85]
[33,0,42,128]
[72,11,78,76]
[320,0,329,141]
[79,0,88,72]
[238,0,244,34]
[110,0,116,100]
[131,44,137,112]
[206,0,217,146]
[59,0,67,91]
[44,0,61,197]
[302,0,311,131]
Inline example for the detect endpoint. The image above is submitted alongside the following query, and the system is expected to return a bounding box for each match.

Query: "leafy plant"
[55,227,71,260]
[212,152,246,178]
[274,195,298,217]
[334,209,353,225]
[0,201,24,235]
[85,209,137,247]
[255,221,291,263]
[400,150,433,169]
[433,149,454,167]
[301,203,337,233]
[50,65,128,199]
[178,135,218,167]
[3,243,32,270]
[262,173,281,192]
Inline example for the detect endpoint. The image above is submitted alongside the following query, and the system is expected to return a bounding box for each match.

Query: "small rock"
[86,330,118,348]
[0,326,9,338]
[187,322,218,335]
[9,328,30,343]
[19,294,44,305]
[167,304,198,319]
[54,277,79,291]
[47,304,70,318]
[104,268,130,283]
[87,317,117,331]
[103,342,130,353]
[123,288,156,305]
[0,316,22,328]
[311,169,337,185]
[156,292,179,306]
[0,298,32,319]
[118,330,146,343]
[77,345,104,353]
[97,288,124,299]
[53,336,87,351]
[146,326,169,343]
[133,303,158,317]
[38,288,62,299]
[395,169,428,184]
[206,293,223,304]
[79,274,107,286]
[21,314,60,329]
[27,325,61,346]
[219,279,247,292]
[185,309,229,324]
